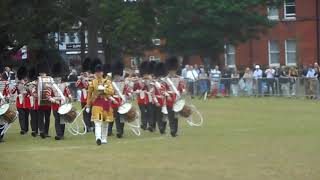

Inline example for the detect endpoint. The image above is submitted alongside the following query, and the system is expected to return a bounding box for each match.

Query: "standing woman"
[242,67,253,96]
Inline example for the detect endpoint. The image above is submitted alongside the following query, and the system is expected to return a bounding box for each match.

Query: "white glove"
[85,107,91,113]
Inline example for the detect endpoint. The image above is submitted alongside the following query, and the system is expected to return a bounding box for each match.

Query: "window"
[59,33,65,43]
[267,7,279,20]
[130,57,140,68]
[268,40,280,65]
[68,32,76,43]
[225,44,236,67]
[285,40,297,65]
[284,0,296,19]
[152,39,161,46]
[149,56,161,62]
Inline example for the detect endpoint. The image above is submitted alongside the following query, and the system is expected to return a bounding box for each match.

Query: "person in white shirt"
[253,65,263,96]
[181,65,189,80]
[265,66,276,95]
[186,66,198,97]
[210,65,221,97]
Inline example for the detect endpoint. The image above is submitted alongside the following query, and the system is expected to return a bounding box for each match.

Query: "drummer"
[165,57,186,137]
[47,63,72,140]
[0,91,7,143]
[11,66,30,135]
[133,61,154,131]
[110,61,132,138]
[27,67,40,137]
[76,58,92,132]
[37,62,53,139]
[152,62,169,134]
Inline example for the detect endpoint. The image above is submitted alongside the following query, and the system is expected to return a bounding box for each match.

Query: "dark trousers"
[38,109,51,135]
[53,110,65,137]
[0,124,4,139]
[139,103,154,129]
[154,106,167,134]
[30,110,39,133]
[266,78,275,95]
[167,107,178,136]
[114,108,125,136]
[81,103,92,131]
[18,108,29,132]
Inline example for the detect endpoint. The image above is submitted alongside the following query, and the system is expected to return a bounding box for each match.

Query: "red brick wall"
[236,0,318,67]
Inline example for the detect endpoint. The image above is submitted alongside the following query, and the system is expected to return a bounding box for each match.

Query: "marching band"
[0,57,201,145]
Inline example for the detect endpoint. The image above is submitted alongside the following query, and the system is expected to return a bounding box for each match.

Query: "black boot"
[96,139,102,146]
[31,132,37,137]
[40,133,46,139]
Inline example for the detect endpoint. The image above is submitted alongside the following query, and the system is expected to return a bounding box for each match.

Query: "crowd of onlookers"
[2,62,320,99]
[181,63,320,99]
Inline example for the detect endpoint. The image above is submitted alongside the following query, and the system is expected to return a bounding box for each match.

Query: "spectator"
[221,66,232,96]
[198,66,209,99]
[279,66,290,97]
[305,64,317,99]
[242,67,253,96]
[253,65,263,96]
[2,67,15,81]
[265,66,275,95]
[181,65,189,80]
[289,66,298,97]
[186,66,198,97]
[231,68,240,96]
[68,68,78,97]
[209,65,221,97]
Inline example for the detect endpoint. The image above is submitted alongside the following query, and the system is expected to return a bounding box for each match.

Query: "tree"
[155,0,281,64]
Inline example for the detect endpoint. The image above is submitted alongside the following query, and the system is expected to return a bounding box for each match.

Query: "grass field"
[0,98,319,180]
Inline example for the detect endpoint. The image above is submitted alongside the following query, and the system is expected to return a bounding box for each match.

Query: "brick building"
[125,0,320,69]
[227,0,320,68]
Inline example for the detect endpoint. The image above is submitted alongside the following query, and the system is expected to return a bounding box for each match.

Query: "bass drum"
[0,104,18,124]
[58,103,78,123]
[38,76,53,106]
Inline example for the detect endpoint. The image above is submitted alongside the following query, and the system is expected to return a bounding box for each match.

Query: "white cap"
[255,65,260,69]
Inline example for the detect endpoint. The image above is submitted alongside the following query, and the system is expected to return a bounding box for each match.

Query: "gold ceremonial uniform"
[87,77,114,122]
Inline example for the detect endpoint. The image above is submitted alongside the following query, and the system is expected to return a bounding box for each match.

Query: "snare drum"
[0,104,18,124]
[58,103,78,123]
[118,103,138,123]
[173,99,186,112]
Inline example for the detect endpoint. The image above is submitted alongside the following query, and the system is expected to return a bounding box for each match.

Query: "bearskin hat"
[112,61,124,76]
[52,62,63,78]
[103,63,111,75]
[28,67,38,81]
[90,58,103,73]
[149,60,157,76]
[139,61,151,76]
[154,62,168,78]
[165,56,179,71]
[82,57,91,72]
[17,66,28,80]
[37,61,50,74]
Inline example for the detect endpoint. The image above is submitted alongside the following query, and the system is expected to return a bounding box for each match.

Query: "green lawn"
[0,98,319,180]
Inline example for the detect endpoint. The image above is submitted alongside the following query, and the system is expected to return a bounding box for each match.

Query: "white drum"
[173,99,186,112]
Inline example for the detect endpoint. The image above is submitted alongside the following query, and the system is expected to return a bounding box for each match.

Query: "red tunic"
[165,77,186,108]
[133,80,153,105]
[111,80,132,108]
[2,82,10,97]
[11,80,31,109]
[153,80,169,106]
[46,85,72,111]
[75,79,89,103]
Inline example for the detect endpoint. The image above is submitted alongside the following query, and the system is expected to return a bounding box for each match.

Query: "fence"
[1,77,320,101]
[184,77,320,98]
